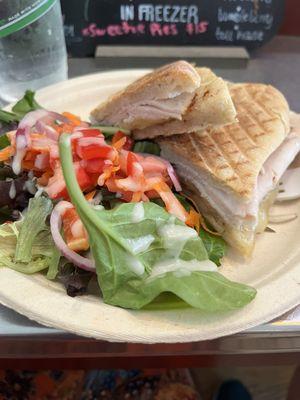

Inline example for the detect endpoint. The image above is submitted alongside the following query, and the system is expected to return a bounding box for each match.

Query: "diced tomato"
[81,145,113,160]
[85,158,111,174]
[77,128,103,138]
[75,136,114,161]
[45,162,92,200]
[62,207,89,252]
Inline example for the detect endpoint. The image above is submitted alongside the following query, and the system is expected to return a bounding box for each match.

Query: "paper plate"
[0,70,300,343]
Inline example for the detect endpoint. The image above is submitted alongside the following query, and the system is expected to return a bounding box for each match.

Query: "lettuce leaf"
[199,230,227,266]
[0,197,60,275]
[59,133,256,311]
[14,197,53,262]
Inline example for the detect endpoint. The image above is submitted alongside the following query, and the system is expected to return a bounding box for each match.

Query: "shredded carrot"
[132,192,142,202]
[112,137,127,151]
[0,146,13,162]
[186,208,201,233]
[181,193,222,236]
[85,190,96,201]
[62,112,82,126]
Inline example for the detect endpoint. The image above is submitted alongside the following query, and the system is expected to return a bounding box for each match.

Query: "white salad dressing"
[12,148,26,175]
[71,220,84,238]
[126,234,155,255]
[23,179,37,195]
[131,202,144,223]
[34,185,44,198]
[9,181,16,199]
[126,208,216,280]
[158,220,197,259]
[127,254,145,276]
[147,258,217,281]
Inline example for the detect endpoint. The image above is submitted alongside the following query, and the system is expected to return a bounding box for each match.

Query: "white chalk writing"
[218,7,273,29]
[137,4,199,24]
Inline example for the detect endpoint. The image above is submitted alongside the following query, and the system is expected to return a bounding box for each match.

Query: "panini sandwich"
[91,61,236,136]
[158,83,300,256]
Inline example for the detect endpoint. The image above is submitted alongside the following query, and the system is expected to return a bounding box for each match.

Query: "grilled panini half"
[91,62,236,136]
[158,83,300,256]
[90,60,201,131]
[134,67,236,139]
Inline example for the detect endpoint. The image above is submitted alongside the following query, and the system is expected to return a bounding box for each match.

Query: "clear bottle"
[0,0,68,105]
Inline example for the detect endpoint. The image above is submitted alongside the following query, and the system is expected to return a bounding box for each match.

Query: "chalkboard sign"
[61,0,285,57]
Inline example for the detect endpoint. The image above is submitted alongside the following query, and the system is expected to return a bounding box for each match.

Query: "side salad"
[0,92,256,311]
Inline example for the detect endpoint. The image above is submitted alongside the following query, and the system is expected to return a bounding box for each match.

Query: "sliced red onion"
[50,204,96,272]
[137,152,182,192]
[166,162,182,192]
[35,120,59,141]
[18,109,51,130]
[12,128,29,174]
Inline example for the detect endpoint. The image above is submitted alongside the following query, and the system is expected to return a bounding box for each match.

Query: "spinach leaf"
[0,134,10,149]
[59,133,256,311]
[91,125,130,138]
[12,90,41,117]
[0,110,20,124]
[133,141,161,155]
[200,230,227,266]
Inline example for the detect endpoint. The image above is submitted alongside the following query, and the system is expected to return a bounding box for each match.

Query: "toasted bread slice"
[159,83,290,199]
[158,83,291,256]
[90,61,201,130]
[133,68,237,140]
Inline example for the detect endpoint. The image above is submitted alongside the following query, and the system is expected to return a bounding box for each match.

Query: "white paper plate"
[0,70,300,343]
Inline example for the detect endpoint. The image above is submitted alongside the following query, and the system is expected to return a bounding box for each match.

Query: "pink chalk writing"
[82,22,145,37]
[186,21,209,35]
[149,23,178,36]
[81,21,208,38]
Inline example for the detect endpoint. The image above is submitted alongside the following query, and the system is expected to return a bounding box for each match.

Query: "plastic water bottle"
[0,0,68,105]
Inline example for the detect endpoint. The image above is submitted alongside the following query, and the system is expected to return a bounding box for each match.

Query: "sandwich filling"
[163,131,300,234]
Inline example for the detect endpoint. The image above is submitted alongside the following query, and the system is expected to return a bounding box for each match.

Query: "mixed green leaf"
[59,133,256,310]
[133,140,161,156]
[0,197,60,274]
[0,90,41,134]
